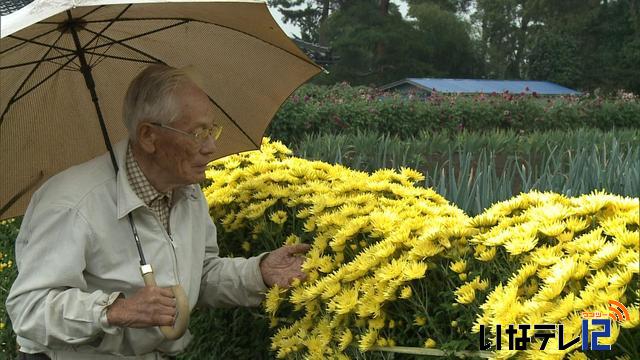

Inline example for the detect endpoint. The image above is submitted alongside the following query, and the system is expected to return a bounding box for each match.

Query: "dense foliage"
[270,0,640,92]
[203,139,639,359]
[0,219,18,358]
[266,85,640,144]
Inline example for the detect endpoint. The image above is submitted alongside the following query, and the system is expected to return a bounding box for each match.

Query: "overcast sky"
[268,0,409,38]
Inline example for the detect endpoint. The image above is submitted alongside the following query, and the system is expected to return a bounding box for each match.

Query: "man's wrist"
[105,295,126,327]
[99,292,125,335]
[256,252,270,290]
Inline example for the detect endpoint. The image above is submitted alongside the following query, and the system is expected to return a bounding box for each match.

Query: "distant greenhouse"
[380,78,580,96]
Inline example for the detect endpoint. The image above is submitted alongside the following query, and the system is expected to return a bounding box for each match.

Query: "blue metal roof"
[381,78,580,95]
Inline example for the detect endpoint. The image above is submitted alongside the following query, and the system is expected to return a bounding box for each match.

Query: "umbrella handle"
[141,265,190,340]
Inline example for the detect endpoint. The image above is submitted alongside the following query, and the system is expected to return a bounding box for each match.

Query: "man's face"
[152,82,218,186]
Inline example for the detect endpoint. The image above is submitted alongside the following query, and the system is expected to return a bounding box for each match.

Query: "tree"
[524,0,640,91]
[407,1,480,77]
[526,31,581,87]
[323,0,434,85]
[405,0,473,13]
[472,0,540,79]
[268,0,344,45]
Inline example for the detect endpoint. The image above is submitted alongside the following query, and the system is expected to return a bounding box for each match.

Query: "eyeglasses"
[149,122,223,143]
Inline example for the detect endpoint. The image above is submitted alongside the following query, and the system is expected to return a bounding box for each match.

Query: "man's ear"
[136,122,157,154]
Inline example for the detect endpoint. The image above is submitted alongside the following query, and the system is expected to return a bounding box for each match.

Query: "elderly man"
[6,64,309,359]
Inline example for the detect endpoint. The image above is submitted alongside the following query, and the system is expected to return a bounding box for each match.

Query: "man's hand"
[106,286,176,327]
[260,244,311,288]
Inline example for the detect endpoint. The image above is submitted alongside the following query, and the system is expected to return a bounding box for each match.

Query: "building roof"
[380,78,580,95]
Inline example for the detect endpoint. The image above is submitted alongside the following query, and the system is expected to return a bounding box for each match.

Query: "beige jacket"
[6,140,267,358]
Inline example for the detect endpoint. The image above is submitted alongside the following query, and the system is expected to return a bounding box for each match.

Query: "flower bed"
[204,139,639,359]
[267,84,640,144]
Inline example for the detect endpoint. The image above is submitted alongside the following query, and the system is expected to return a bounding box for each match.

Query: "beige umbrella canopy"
[0,0,322,220]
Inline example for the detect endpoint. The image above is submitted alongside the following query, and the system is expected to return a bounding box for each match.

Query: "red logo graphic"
[608,300,629,323]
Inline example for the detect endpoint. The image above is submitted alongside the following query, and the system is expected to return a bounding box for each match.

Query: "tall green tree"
[526,31,582,88]
[407,1,480,77]
[471,0,639,91]
[524,0,640,91]
[323,0,434,85]
[268,0,344,45]
[472,0,541,79]
[405,0,473,13]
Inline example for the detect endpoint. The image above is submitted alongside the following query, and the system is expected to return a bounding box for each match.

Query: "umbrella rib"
[83,20,189,52]
[208,21,324,71]
[83,51,158,64]
[90,52,110,68]
[50,40,80,69]
[81,26,175,63]
[0,55,78,126]
[77,5,131,57]
[206,96,260,149]
[0,171,44,219]
[0,30,69,125]
[87,30,106,66]
[79,28,258,149]
[81,26,257,149]
[8,35,75,53]
[90,40,117,67]
[0,53,76,70]
[78,5,106,20]
[81,17,323,71]
[81,17,192,24]
[1,27,65,55]
[34,7,107,32]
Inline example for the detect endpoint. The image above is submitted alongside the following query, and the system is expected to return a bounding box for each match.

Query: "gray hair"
[123,64,191,141]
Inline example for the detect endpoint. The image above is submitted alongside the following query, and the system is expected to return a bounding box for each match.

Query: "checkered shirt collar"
[125,144,173,207]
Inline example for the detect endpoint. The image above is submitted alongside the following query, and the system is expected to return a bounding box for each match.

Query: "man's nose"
[200,135,217,155]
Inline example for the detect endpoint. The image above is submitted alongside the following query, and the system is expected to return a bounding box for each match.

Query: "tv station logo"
[479,300,629,351]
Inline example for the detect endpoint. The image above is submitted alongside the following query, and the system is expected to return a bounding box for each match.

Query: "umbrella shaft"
[66,11,118,173]
[65,11,148,267]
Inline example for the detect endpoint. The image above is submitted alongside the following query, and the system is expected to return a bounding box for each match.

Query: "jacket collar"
[115,139,200,220]
[115,139,145,219]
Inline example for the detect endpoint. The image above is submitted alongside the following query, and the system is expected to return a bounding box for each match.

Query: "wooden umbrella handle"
[141,265,190,340]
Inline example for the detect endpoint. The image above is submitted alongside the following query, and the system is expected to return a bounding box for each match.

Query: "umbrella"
[1,0,323,218]
[1,0,322,339]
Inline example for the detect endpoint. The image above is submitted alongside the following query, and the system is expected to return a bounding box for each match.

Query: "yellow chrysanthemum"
[403,261,427,280]
[285,234,301,245]
[328,286,359,315]
[539,221,566,237]
[455,283,476,304]
[241,241,251,253]
[423,338,437,348]
[475,246,497,262]
[399,286,412,299]
[413,315,427,326]
[589,242,622,269]
[338,328,352,351]
[449,259,467,273]
[368,316,385,330]
[358,329,378,352]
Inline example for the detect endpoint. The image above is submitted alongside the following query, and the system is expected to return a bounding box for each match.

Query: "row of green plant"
[266,84,640,144]
[294,129,639,215]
